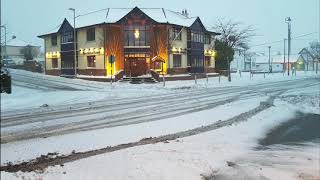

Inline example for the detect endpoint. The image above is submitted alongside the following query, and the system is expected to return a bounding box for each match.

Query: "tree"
[212,19,255,81]
[23,45,39,61]
[214,40,234,70]
[213,19,255,49]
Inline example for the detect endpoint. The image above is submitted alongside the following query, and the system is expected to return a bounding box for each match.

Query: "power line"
[251,32,318,47]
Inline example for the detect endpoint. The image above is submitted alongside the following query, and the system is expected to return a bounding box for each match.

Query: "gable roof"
[57,18,74,33]
[39,7,219,38]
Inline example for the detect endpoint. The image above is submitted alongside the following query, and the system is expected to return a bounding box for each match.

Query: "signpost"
[109,55,115,84]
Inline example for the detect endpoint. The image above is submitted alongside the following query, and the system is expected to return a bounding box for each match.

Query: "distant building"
[253,53,299,72]
[38,7,220,77]
[1,39,41,65]
[297,42,320,71]
[231,49,257,72]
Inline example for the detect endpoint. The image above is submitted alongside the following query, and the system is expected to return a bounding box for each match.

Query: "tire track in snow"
[0,92,280,173]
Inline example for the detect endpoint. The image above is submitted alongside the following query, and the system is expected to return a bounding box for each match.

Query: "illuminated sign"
[80,47,104,55]
[46,51,60,59]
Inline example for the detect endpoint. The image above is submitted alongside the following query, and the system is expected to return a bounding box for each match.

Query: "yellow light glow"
[99,48,104,55]
[56,51,61,58]
[172,47,177,52]
[134,29,140,39]
[84,48,89,54]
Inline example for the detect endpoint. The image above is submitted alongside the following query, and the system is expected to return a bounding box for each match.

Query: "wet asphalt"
[259,112,320,146]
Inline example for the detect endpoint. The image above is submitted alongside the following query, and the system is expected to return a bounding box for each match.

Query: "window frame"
[51,35,57,46]
[172,27,182,41]
[86,27,96,42]
[87,55,96,68]
[52,58,58,68]
[173,54,182,68]
[61,31,73,43]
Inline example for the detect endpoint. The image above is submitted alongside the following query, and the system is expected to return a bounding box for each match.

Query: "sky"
[1,0,320,55]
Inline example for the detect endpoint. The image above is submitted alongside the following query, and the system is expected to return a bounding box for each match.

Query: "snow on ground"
[2,97,319,180]
[1,96,265,165]
[1,69,318,112]
[1,70,319,179]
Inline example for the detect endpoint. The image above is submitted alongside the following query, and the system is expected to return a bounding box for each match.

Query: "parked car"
[1,68,12,94]
[3,59,16,67]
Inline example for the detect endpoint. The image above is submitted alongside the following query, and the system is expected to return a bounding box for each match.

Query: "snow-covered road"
[2,75,319,143]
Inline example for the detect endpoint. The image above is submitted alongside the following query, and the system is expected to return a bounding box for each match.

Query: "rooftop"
[39,7,217,37]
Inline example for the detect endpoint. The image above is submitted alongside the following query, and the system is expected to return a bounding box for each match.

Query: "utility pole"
[285,17,292,76]
[69,8,77,77]
[1,25,7,62]
[268,46,271,73]
[283,39,286,74]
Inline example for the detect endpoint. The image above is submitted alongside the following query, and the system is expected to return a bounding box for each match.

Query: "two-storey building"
[38,7,220,77]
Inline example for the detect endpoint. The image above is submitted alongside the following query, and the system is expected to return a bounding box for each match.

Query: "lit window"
[52,58,58,68]
[87,55,96,67]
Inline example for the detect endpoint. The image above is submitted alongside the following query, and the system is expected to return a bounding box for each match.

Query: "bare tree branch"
[212,19,256,49]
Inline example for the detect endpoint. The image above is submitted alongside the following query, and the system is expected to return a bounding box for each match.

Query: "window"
[61,31,73,43]
[87,28,95,41]
[173,54,182,67]
[191,56,203,67]
[204,34,211,44]
[124,25,150,46]
[172,27,182,40]
[52,58,58,68]
[154,61,162,70]
[87,55,96,67]
[190,31,203,43]
[205,56,211,66]
[51,35,57,46]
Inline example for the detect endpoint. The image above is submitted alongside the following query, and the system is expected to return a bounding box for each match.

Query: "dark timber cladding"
[58,19,76,76]
[188,17,206,73]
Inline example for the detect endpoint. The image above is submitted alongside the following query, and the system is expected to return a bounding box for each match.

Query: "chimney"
[181,9,189,17]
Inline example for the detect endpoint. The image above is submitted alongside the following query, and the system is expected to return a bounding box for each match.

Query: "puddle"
[258,112,320,147]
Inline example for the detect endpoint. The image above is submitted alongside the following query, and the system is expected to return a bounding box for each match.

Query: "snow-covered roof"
[5,38,39,47]
[255,54,300,64]
[39,7,213,37]
[77,8,199,28]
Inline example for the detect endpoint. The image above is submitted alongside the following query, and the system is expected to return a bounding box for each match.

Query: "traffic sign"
[109,55,115,64]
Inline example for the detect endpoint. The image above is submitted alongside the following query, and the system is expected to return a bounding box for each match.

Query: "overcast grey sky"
[2,0,320,54]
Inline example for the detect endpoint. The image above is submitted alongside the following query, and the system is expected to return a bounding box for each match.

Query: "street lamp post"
[69,8,77,77]
[283,39,286,74]
[268,46,271,73]
[285,17,292,76]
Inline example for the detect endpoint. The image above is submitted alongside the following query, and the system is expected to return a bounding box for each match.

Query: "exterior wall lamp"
[134,29,140,39]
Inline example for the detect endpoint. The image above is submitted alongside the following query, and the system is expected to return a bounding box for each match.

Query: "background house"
[297,42,320,71]
[1,38,43,65]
